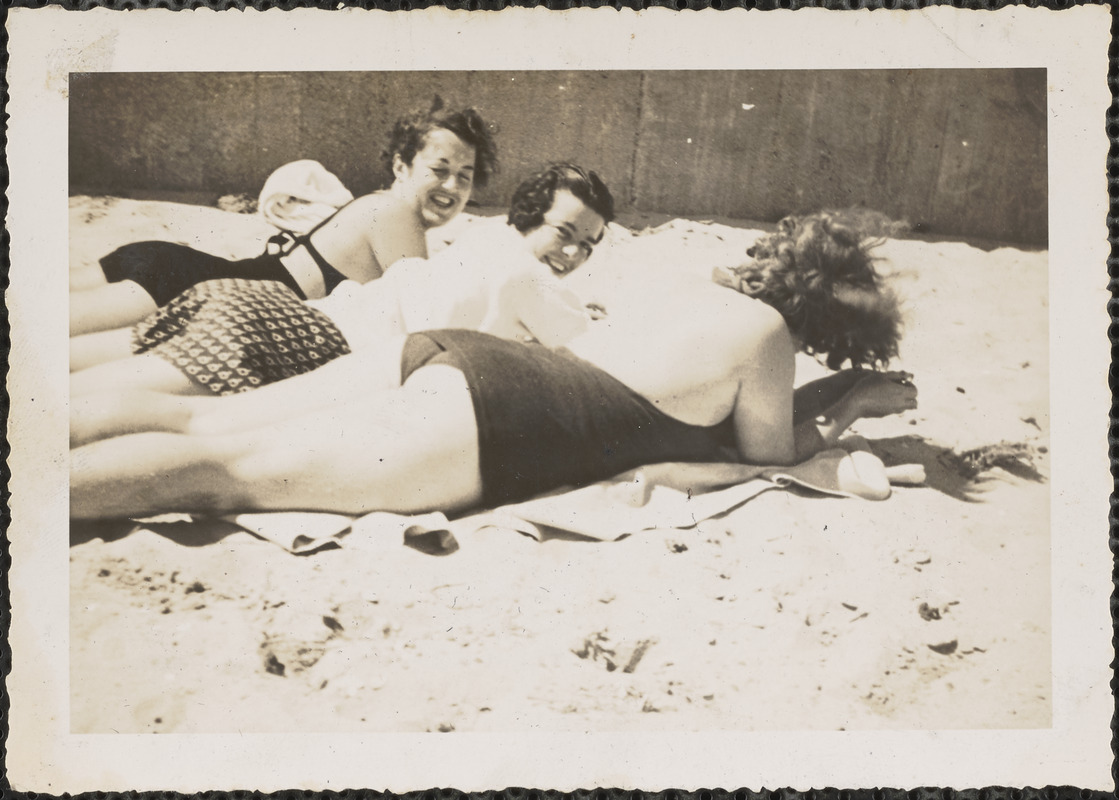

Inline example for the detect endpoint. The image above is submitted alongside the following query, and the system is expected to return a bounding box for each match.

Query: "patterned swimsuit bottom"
[131,278,351,396]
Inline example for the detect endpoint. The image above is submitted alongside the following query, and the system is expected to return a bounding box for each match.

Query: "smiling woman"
[68,97,498,337]
[509,163,614,275]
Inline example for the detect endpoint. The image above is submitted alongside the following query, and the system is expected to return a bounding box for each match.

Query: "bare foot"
[848,371,918,419]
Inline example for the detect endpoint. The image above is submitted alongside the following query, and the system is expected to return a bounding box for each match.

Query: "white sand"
[69,196,1052,733]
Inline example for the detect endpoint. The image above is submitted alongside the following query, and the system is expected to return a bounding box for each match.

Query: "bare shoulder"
[697,284,792,350]
[328,192,422,241]
[341,192,407,220]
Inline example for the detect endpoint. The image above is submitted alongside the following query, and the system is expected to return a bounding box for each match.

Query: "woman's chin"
[421,204,460,228]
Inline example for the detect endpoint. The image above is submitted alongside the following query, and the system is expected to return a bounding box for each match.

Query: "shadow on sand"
[70,518,247,548]
[869,435,1046,502]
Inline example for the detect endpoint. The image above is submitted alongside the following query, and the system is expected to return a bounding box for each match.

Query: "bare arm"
[792,371,918,463]
[791,393,862,463]
[505,273,591,347]
[729,315,799,465]
[729,309,917,465]
[363,198,430,269]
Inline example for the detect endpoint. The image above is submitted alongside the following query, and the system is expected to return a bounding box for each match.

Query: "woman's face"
[392,127,477,229]
[521,189,607,276]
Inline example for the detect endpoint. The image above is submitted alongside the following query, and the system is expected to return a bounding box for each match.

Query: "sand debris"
[572,631,658,674]
[960,441,1043,479]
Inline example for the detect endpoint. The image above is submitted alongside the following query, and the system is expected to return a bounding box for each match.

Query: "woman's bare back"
[566,282,784,427]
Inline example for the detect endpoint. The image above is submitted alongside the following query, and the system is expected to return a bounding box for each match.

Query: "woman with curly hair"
[713,211,903,370]
[505,162,614,275]
[71,211,918,520]
[70,97,499,336]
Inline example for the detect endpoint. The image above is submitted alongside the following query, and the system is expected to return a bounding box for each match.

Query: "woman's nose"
[558,244,586,269]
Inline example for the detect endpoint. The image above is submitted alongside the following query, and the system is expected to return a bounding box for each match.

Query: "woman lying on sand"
[69,98,498,336]
[71,212,918,519]
[70,164,614,419]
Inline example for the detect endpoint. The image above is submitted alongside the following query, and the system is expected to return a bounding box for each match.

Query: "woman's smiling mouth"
[428,192,458,210]
[545,257,571,276]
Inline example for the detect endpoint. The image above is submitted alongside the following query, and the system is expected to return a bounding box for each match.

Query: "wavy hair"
[507,163,615,232]
[381,96,499,189]
[726,212,902,370]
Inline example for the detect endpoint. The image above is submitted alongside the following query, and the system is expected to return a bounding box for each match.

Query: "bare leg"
[71,353,201,397]
[71,390,211,448]
[71,364,483,519]
[188,342,406,435]
[70,263,110,292]
[70,280,158,336]
[70,327,134,372]
[792,369,918,462]
[72,342,407,446]
[71,429,253,518]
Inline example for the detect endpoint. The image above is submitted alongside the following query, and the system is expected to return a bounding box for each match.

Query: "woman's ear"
[391,153,410,183]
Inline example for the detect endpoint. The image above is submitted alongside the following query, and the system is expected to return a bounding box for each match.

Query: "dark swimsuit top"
[267,203,351,295]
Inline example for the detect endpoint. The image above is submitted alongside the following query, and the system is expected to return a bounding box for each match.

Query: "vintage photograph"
[66,68,1053,734]
[6,6,1112,793]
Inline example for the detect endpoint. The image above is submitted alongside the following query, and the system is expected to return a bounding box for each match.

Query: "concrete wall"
[70,69,1047,244]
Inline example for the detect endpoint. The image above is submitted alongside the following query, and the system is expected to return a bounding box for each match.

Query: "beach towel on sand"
[258,160,354,235]
[224,441,923,554]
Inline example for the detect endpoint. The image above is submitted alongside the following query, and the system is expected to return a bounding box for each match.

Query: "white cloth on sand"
[258,160,354,235]
[227,442,923,554]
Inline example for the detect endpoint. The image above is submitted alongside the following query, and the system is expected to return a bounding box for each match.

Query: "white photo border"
[5,5,1113,793]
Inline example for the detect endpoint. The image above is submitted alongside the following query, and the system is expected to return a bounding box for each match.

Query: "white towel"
[258,160,354,235]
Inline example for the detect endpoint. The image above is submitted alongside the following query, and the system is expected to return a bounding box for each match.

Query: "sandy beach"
[68,195,1053,734]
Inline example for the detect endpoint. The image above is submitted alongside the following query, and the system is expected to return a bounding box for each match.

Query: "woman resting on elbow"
[69,98,498,336]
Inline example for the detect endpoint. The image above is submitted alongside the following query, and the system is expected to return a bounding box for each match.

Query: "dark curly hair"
[380,96,498,189]
[507,163,615,232]
[725,212,902,370]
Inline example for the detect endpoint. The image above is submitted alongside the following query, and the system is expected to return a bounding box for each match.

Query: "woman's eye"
[458,172,473,185]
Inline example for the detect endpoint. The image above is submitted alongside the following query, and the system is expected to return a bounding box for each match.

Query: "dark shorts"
[132,278,350,396]
[400,330,736,507]
[101,241,306,306]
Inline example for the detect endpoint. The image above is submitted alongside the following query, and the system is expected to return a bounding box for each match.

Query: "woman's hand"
[846,371,918,419]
